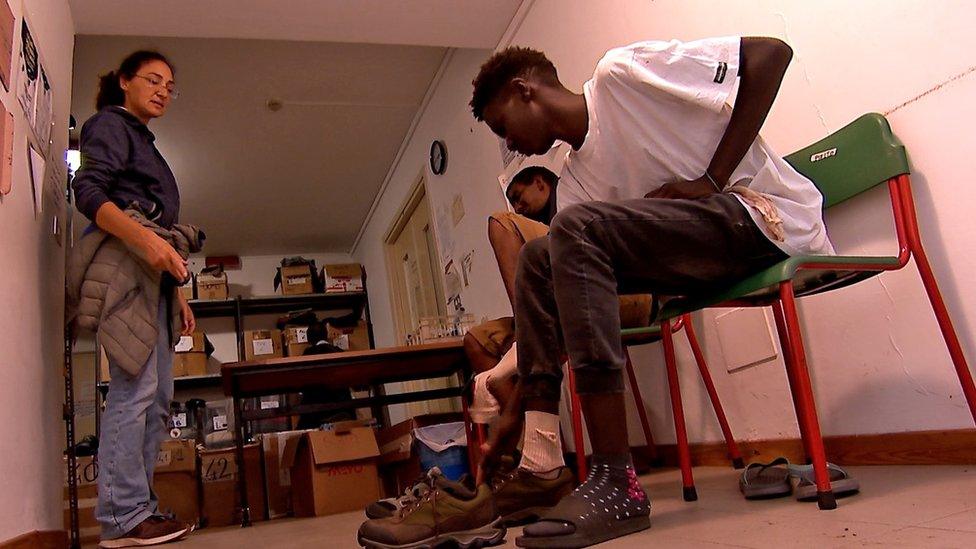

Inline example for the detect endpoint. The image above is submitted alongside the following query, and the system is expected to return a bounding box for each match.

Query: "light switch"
[713,308,778,372]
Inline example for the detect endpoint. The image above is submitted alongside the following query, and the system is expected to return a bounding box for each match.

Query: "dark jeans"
[515,193,788,401]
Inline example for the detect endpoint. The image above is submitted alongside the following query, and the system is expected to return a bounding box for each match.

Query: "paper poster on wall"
[0,101,12,196]
[27,143,44,215]
[451,194,465,227]
[433,201,455,267]
[0,0,13,91]
[34,66,52,150]
[16,19,38,129]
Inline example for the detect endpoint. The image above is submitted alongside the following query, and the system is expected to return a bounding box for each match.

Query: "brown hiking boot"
[358,470,505,548]
[98,515,191,548]
[492,466,575,525]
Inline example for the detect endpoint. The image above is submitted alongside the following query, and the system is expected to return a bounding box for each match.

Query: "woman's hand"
[177,291,195,336]
[134,228,189,282]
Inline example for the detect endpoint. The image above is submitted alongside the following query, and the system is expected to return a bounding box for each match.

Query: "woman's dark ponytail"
[95,50,175,110]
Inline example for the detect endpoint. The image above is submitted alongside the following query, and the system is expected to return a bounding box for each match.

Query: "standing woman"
[72,51,195,548]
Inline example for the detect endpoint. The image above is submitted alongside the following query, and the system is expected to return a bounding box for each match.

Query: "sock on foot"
[519,411,565,479]
[523,453,650,537]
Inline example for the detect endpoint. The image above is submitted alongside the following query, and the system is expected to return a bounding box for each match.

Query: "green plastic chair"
[648,113,976,509]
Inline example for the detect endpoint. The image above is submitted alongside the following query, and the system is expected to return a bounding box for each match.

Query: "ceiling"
[68,1,523,255]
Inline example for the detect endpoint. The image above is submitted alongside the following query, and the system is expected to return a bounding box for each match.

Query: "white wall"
[0,0,74,541]
[354,0,976,445]
[188,252,352,363]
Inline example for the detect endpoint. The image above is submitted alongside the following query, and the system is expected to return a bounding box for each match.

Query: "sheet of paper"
[16,19,37,129]
[28,143,44,215]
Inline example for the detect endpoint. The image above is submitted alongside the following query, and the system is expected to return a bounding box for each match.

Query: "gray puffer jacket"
[67,207,204,377]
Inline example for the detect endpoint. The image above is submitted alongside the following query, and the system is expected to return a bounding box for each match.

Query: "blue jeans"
[96,298,174,539]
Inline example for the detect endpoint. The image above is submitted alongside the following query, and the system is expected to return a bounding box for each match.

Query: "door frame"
[383,170,446,345]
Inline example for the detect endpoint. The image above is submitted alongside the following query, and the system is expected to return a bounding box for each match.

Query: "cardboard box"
[279,264,316,295]
[196,271,229,300]
[282,326,310,357]
[174,332,209,377]
[376,413,463,496]
[327,320,370,351]
[179,276,195,301]
[282,426,382,517]
[63,455,99,544]
[199,443,266,527]
[260,430,310,518]
[174,352,208,377]
[175,332,206,353]
[154,440,200,524]
[244,329,283,361]
[323,263,364,293]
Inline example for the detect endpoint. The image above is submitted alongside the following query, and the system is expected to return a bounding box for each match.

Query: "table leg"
[233,397,251,527]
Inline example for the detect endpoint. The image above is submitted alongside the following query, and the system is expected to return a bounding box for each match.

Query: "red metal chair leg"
[680,314,744,469]
[771,302,813,463]
[779,282,836,510]
[567,366,588,483]
[624,347,660,464]
[661,318,697,501]
[897,184,976,423]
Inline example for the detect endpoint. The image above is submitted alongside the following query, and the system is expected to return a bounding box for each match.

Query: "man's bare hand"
[644,176,718,200]
[476,380,524,486]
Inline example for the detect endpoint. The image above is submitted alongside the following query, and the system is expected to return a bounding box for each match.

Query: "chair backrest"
[784,113,910,209]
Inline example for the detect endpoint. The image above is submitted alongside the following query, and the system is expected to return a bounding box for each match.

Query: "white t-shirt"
[557,37,834,256]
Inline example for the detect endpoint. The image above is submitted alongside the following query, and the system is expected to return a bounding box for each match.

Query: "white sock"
[519,411,565,478]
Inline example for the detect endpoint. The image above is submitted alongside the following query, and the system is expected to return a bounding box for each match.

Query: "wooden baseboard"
[626,428,976,469]
[0,530,68,549]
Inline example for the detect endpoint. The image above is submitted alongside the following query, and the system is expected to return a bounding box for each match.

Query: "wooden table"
[220,341,470,526]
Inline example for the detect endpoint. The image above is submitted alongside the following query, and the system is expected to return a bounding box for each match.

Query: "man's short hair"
[506,166,559,195]
[470,46,558,121]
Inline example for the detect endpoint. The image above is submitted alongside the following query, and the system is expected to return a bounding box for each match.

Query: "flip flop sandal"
[788,462,860,501]
[739,457,793,499]
[515,489,650,548]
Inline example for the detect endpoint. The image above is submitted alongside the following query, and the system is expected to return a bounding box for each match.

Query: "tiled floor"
[90,465,976,548]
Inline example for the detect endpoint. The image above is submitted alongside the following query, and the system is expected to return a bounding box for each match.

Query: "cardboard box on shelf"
[326,320,370,351]
[376,413,463,496]
[174,332,210,377]
[322,263,364,293]
[282,326,310,357]
[154,439,199,525]
[199,443,266,527]
[244,329,283,361]
[196,270,229,301]
[278,264,316,295]
[179,276,195,301]
[173,352,208,377]
[260,430,310,519]
[63,455,100,544]
[282,425,381,517]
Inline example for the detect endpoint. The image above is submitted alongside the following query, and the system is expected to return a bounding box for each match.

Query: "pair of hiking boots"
[358,463,575,548]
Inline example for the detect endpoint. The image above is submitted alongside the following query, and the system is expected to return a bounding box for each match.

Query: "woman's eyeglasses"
[133,73,180,99]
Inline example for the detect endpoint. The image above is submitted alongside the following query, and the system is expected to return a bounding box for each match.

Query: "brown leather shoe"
[98,515,191,548]
[492,466,575,525]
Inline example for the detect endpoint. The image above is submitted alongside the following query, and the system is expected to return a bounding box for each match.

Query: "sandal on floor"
[515,490,650,548]
[739,457,792,499]
[788,462,860,501]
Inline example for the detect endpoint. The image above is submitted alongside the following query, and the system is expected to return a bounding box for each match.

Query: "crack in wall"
[884,64,976,116]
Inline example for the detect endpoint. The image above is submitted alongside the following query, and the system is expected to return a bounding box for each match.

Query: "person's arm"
[176,285,196,335]
[648,37,793,199]
[95,202,189,281]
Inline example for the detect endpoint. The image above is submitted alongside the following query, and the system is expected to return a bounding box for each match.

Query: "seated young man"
[470,37,833,548]
[465,166,650,423]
